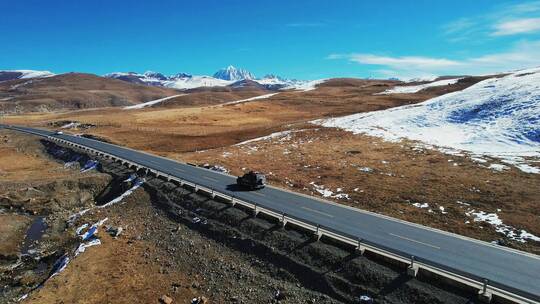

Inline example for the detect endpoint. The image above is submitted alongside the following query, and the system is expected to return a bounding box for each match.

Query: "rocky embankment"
[1,131,479,303]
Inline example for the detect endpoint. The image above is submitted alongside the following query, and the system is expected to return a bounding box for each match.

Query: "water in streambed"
[21,216,47,256]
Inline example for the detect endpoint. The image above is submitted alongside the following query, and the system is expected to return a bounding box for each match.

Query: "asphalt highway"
[5,125,540,300]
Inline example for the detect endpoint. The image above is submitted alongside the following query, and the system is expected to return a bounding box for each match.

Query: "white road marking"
[252,191,266,196]
[301,206,334,218]
[389,233,441,249]
[174,168,185,173]
[203,176,218,182]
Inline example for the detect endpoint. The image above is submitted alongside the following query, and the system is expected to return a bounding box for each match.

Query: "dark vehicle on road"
[237,171,266,190]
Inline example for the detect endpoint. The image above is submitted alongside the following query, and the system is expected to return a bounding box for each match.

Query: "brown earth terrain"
[3,74,538,255]
[1,74,538,302]
[3,76,487,153]
[0,73,180,113]
[0,131,480,303]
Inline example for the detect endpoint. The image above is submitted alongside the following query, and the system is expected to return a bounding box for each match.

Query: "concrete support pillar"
[313,225,322,241]
[477,279,492,303]
[279,213,287,228]
[253,204,259,217]
[407,256,419,277]
[355,239,366,255]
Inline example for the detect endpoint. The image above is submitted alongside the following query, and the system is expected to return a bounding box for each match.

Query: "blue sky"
[1,0,540,79]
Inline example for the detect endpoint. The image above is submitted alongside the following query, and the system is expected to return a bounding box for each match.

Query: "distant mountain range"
[0,66,320,91]
[0,70,54,82]
[104,66,316,91]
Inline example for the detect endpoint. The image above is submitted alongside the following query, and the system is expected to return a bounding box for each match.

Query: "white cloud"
[345,54,460,69]
[329,40,540,79]
[443,18,477,35]
[442,1,540,40]
[492,18,540,36]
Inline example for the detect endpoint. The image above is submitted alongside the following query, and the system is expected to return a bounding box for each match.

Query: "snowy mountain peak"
[261,74,286,81]
[213,65,255,81]
[170,72,192,79]
[0,70,55,82]
[143,71,167,81]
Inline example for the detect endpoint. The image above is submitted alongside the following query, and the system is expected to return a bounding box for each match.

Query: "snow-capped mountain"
[213,65,255,81]
[105,67,325,91]
[105,71,194,86]
[0,70,55,82]
[315,68,540,173]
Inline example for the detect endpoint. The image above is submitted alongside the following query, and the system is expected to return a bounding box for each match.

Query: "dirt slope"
[0,73,181,113]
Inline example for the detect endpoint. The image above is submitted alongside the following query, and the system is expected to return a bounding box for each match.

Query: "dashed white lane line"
[174,168,185,173]
[389,233,441,249]
[301,206,334,218]
[203,176,219,182]
[252,191,266,197]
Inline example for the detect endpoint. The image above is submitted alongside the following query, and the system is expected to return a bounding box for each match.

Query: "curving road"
[4,124,540,302]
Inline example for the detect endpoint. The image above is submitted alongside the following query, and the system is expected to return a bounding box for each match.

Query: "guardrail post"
[477,279,492,303]
[210,189,216,198]
[253,204,259,217]
[313,225,322,241]
[355,238,366,255]
[194,185,199,192]
[407,256,419,277]
[231,197,236,206]
[279,212,287,228]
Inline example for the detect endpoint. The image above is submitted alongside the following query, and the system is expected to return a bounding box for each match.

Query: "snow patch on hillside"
[223,93,279,105]
[124,94,186,109]
[315,68,540,173]
[378,78,462,94]
[282,79,327,92]
[164,76,232,90]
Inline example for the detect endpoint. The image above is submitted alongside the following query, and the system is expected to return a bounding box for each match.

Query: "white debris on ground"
[488,163,510,172]
[99,178,144,208]
[234,129,310,146]
[465,210,540,243]
[222,93,279,106]
[358,167,373,173]
[80,160,99,173]
[123,94,186,109]
[412,202,429,208]
[309,182,350,200]
[61,122,81,129]
[314,68,540,173]
[74,239,102,256]
[377,78,462,94]
[67,208,92,225]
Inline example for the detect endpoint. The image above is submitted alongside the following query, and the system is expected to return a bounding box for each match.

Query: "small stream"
[21,216,47,256]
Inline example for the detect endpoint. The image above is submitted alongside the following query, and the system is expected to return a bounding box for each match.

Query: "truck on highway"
[237,171,266,190]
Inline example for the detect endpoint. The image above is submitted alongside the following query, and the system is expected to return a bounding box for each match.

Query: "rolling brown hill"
[0,73,180,113]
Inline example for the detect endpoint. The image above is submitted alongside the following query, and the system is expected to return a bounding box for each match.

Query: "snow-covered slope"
[213,65,254,81]
[124,94,186,109]
[0,70,55,82]
[315,68,540,173]
[282,79,327,92]
[222,93,279,105]
[164,76,232,90]
[378,78,462,94]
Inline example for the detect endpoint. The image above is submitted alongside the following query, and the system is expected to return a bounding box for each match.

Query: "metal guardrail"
[5,127,538,304]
